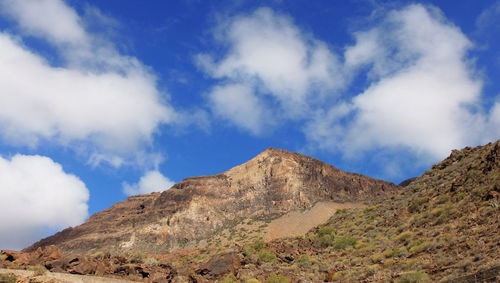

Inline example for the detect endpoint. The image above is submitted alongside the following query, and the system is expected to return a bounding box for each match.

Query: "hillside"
[2,141,497,282]
[25,147,398,254]
[230,140,500,282]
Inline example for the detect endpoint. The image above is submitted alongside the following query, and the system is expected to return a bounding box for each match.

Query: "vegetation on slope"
[236,141,499,282]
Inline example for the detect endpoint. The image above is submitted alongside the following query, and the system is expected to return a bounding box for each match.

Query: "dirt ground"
[0,268,139,283]
[264,201,366,241]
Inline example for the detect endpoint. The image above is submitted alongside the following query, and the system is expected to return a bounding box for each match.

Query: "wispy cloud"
[476,0,500,35]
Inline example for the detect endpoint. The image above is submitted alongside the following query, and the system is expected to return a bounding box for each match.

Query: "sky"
[0,0,499,249]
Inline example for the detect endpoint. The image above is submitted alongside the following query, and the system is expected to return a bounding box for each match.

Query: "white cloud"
[208,84,272,134]
[198,7,343,122]
[488,102,500,135]
[0,0,176,166]
[123,170,175,196]
[0,0,87,45]
[307,4,494,160]
[203,4,500,171]
[0,154,89,250]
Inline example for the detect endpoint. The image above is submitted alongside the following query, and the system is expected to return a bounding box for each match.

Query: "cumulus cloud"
[198,7,343,126]
[0,154,89,250]
[208,84,273,134]
[0,0,176,166]
[203,4,499,168]
[0,0,87,45]
[308,4,495,160]
[123,170,175,196]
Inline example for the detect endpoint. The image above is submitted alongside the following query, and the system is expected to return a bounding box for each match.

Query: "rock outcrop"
[25,147,398,254]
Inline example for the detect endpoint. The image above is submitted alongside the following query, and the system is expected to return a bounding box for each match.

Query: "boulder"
[67,258,97,275]
[197,252,240,279]
[1,250,31,265]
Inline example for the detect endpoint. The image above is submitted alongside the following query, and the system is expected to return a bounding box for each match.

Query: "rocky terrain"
[240,140,499,282]
[1,141,498,282]
[25,148,397,254]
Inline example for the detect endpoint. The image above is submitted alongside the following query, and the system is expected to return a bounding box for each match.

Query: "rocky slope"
[25,147,398,254]
[3,141,498,282]
[226,140,499,282]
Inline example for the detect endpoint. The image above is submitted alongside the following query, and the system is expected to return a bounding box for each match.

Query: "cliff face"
[25,148,398,254]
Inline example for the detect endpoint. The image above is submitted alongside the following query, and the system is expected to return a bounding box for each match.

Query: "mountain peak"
[253,147,292,159]
[25,148,399,254]
[261,146,286,154]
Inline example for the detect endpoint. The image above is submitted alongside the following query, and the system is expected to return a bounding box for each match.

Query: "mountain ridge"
[25,147,399,254]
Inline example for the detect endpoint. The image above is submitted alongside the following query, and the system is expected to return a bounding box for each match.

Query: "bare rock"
[197,252,240,280]
[67,258,97,275]
[1,250,31,265]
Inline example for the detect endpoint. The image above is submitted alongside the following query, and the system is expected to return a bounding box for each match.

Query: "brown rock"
[1,250,31,265]
[29,245,63,266]
[67,258,97,275]
[189,274,209,283]
[197,252,240,279]
[41,245,63,261]
[113,264,135,276]
[94,261,109,276]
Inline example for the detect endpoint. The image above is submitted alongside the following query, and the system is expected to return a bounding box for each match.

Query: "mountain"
[25,147,398,254]
[238,140,498,282]
[2,141,498,282]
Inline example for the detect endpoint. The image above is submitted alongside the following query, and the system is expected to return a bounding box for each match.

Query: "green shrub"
[331,270,348,281]
[436,195,450,204]
[333,236,357,250]
[243,245,255,257]
[0,274,17,283]
[395,271,430,283]
[383,258,397,267]
[27,264,48,276]
[383,247,407,258]
[315,233,335,248]
[221,274,239,283]
[297,254,313,268]
[395,231,414,243]
[370,253,385,263]
[355,241,376,253]
[402,258,421,269]
[244,238,266,257]
[365,264,380,276]
[258,249,276,262]
[363,206,377,213]
[335,209,347,215]
[266,273,289,283]
[409,240,433,255]
[430,205,456,224]
[251,238,265,251]
[317,226,335,236]
[408,197,427,213]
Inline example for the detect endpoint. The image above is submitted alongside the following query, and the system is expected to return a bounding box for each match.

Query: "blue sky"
[0,0,499,249]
